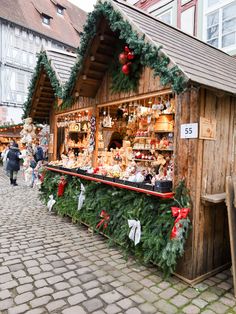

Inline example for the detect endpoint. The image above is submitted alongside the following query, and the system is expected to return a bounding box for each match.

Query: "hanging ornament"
[78,183,86,211]
[122,63,131,75]
[124,46,130,53]
[47,195,56,212]
[170,207,190,239]
[128,219,141,245]
[119,52,127,65]
[57,176,67,197]
[127,51,134,60]
[96,210,110,229]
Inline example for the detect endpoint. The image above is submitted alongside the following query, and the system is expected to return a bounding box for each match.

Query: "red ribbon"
[170,207,190,239]
[96,210,110,229]
[57,176,67,197]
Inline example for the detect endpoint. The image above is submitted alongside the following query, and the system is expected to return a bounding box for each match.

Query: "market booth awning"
[24,49,77,123]
[40,0,236,286]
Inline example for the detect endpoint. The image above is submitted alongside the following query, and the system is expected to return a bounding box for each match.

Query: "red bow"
[57,176,67,197]
[170,207,190,239]
[96,210,110,229]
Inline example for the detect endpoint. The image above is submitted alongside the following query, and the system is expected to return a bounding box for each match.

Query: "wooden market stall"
[27,0,236,284]
[24,48,77,158]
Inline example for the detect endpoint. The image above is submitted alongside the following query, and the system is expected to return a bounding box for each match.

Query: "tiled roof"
[0,0,87,48]
[45,49,77,85]
[113,0,236,94]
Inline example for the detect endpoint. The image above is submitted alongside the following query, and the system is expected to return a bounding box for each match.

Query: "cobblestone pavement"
[0,168,235,314]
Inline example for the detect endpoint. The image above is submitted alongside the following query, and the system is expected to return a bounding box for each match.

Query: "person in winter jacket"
[6,143,21,186]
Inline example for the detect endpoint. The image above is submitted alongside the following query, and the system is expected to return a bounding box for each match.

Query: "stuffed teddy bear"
[20,117,36,144]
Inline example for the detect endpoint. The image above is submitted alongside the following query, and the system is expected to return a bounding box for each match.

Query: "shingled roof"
[24,49,77,121]
[0,0,87,48]
[113,0,236,95]
[45,49,77,85]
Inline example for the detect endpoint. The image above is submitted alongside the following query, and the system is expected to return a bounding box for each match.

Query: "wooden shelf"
[154,131,174,133]
[134,137,151,139]
[201,193,226,204]
[69,131,88,133]
[133,159,155,162]
[45,166,174,199]
[133,148,173,151]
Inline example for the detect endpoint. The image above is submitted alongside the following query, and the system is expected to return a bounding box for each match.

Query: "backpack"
[35,146,44,162]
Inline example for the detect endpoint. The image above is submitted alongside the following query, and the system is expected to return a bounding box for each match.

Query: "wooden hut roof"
[114,0,236,95]
[45,49,77,85]
[64,0,236,99]
[24,49,77,122]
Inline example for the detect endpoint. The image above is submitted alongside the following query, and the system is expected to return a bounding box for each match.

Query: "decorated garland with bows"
[40,171,191,277]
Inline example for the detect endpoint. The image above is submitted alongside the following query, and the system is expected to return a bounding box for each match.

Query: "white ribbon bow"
[78,183,86,211]
[47,195,56,212]
[128,219,141,246]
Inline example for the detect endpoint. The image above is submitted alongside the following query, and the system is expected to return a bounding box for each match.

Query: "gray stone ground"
[0,167,235,314]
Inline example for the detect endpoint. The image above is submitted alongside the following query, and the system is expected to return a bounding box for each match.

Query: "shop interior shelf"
[45,166,174,199]
[132,159,155,162]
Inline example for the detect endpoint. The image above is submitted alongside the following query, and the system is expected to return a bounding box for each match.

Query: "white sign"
[180,123,198,139]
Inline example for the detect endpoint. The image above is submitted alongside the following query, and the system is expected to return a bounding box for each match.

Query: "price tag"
[180,123,198,139]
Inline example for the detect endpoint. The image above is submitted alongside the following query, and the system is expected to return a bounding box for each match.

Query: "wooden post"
[225,175,236,298]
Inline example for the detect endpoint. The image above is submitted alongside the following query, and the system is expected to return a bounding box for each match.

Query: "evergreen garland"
[23,52,63,119]
[109,44,142,94]
[63,1,187,108]
[40,170,191,276]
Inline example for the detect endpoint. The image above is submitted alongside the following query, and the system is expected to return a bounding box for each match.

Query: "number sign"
[180,123,198,139]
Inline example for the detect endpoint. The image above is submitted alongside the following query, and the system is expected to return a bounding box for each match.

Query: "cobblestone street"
[0,167,235,314]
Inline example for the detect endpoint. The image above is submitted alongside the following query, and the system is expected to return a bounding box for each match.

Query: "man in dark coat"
[6,143,21,186]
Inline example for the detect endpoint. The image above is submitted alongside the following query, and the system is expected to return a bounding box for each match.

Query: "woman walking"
[6,143,21,186]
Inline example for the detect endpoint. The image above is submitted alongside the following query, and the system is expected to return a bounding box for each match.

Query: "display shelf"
[133,148,173,151]
[45,166,174,199]
[69,131,88,134]
[134,136,151,139]
[154,131,174,133]
[132,159,155,162]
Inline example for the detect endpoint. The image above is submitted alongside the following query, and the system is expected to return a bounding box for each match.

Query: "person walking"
[6,143,21,186]
[1,144,10,174]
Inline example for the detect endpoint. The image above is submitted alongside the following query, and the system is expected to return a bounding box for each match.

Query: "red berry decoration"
[122,64,130,75]
[119,52,127,65]
[127,52,134,60]
[124,46,130,53]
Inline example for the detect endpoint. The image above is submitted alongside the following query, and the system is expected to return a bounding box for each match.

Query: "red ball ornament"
[124,46,130,53]
[127,52,134,60]
[119,52,127,65]
[122,64,130,75]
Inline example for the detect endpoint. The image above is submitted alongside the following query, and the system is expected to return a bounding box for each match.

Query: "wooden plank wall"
[95,68,164,104]
[175,87,236,280]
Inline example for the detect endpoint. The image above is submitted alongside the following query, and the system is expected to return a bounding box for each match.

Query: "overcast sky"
[68,0,97,12]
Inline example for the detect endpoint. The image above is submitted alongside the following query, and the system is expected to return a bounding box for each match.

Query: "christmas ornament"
[96,210,110,229]
[47,195,56,212]
[124,46,130,53]
[127,52,134,60]
[122,63,131,75]
[89,116,96,152]
[128,219,141,245]
[119,52,127,65]
[57,176,67,197]
[170,207,190,239]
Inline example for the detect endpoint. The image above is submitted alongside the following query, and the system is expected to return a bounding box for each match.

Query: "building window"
[181,6,195,35]
[208,0,220,7]
[42,14,51,25]
[156,9,172,25]
[205,0,236,50]
[57,5,64,15]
